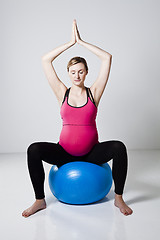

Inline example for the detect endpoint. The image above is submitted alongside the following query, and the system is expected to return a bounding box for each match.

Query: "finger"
[75,26,79,36]
[73,19,76,28]
[74,22,78,32]
[75,24,79,35]
[73,23,77,34]
[73,22,77,33]
[72,22,76,34]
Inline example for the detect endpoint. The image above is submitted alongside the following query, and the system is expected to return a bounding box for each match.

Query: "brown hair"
[67,56,88,73]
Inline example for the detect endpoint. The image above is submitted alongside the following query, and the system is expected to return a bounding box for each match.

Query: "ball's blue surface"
[49,161,113,204]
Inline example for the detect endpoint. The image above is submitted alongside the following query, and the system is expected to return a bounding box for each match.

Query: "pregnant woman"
[22,19,133,217]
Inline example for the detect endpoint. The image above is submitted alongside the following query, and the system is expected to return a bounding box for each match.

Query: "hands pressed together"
[70,19,83,45]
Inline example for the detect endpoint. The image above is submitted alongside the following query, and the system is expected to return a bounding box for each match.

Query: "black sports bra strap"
[87,88,96,106]
[62,88,70,104]
[86,87,89,98]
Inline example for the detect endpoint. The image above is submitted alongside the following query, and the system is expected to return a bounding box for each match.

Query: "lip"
[74,79,81,81]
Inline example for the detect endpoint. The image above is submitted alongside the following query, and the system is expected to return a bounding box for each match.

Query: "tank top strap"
[62,88,70,105]
[86,87,89,98]
[87,87,96,106]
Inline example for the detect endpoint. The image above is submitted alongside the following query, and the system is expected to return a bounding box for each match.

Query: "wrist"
[78,39,84,45]
[69,40,76,47]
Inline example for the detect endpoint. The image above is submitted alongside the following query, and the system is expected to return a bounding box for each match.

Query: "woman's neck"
[70,84,86,96]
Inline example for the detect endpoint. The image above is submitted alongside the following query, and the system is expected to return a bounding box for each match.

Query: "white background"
[0,0,160,153]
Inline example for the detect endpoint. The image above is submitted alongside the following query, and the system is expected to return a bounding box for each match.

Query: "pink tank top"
[59,87,99,156]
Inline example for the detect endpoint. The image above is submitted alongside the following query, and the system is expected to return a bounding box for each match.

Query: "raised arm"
[41,21,76,106]
[74,20,112,107]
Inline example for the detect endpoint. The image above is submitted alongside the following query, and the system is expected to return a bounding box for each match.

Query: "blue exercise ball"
[49,161,113,205]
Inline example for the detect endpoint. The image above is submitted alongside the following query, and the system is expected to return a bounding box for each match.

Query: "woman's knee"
[27,142,41,156]
[112,140,127,155]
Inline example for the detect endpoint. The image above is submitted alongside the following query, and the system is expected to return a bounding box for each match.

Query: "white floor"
[0,150,160,240]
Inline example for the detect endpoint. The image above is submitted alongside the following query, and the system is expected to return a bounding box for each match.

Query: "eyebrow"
[70,69,84,72]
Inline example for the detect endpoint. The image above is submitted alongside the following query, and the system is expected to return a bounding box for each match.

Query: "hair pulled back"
[67,56,88,73]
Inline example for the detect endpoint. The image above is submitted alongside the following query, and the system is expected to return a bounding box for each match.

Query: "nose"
[75,72,80,79]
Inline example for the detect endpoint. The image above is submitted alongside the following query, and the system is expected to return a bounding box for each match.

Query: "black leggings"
[27,140,128,199]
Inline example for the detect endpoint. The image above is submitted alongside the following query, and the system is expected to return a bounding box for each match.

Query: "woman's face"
[68,62,88,86]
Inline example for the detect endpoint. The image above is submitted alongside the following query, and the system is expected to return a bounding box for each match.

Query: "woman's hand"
[74,19,83,44]
[70,20,76,45]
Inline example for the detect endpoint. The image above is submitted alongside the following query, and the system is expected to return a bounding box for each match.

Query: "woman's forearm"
[79,40,112,60]
[41,41,74,62]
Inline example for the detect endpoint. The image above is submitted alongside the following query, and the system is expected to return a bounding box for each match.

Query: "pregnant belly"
[59,125,99,156]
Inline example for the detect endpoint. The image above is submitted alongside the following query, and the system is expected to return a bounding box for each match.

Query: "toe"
[24,213,29,218]
[22,211,26,217]
[121,207,132,216]
[120,208,127,215]
[22,210,29,218]
[128,209,133,215]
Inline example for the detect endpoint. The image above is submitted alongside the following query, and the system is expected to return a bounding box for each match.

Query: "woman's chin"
[73,80,82,85]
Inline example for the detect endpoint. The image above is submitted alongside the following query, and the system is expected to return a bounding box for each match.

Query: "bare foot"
[22,199,46,218]
[114,194,133,216]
